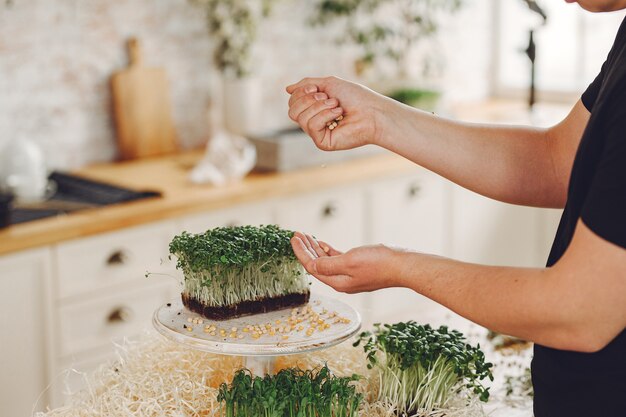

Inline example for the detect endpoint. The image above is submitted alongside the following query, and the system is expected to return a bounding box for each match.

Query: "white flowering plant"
[192,0,278,78]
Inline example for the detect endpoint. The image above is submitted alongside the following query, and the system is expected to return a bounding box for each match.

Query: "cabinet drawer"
[58,283,176,357]
[55,222,176,299]
[276,186,366,250]
[180,202,275,234]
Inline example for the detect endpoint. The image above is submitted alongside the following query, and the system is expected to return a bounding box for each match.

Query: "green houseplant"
[310,0,463,110]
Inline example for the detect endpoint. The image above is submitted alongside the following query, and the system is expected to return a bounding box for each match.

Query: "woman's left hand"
[290,232,403,293]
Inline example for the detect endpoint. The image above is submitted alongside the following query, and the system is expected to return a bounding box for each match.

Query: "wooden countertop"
[0,150,417,256]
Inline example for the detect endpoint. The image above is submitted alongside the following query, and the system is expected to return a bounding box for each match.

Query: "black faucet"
[521,0,548,109]
[525,30,537,108]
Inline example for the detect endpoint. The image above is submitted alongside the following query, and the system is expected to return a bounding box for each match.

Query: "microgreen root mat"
[36,333,487,417]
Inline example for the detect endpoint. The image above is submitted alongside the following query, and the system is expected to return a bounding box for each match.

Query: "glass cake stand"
[152,295,362,375]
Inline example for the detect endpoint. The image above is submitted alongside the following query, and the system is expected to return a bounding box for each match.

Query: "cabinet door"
[180,202,275,234]
[366,173,450,327]
[275,186,367,313]
[0,248,52,415]
[367,172,449,253]
[451,185,543,267]
[537,208,563,264]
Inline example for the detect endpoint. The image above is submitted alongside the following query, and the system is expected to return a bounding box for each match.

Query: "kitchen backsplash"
[0,0,492,170]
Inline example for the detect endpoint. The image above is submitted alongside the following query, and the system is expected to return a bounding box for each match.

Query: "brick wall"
[0,0,492,170]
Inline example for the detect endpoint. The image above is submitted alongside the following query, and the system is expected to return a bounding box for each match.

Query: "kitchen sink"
[9,171,161,225]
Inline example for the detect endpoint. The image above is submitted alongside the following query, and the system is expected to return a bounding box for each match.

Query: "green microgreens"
[353,321,493,414]
[217,365,363,417]
[169,225,309,307]
[170,225,297,269]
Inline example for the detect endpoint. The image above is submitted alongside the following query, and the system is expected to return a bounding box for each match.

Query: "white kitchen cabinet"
[365,172,451,327]
[0,248,53,415]
[275,186,368,314]
[367,172,449,254]
[180,202,275,234]
[276,186,367,249]
[537,208,563,264]
[49,220,180,408]
[450,185,546,267]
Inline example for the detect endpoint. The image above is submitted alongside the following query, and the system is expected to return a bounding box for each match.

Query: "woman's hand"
[290,232,404,293]
[285,76,395,151]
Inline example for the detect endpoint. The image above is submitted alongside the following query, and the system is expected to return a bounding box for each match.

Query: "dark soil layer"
[182,291,311,320]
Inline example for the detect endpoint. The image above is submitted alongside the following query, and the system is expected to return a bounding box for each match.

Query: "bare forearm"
[393,250,601,352]
[292,222,625,353]
[377,102,565,208]
[286,77,585,207]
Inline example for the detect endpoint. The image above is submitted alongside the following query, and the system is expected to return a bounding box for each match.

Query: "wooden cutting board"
[111,38,178,160]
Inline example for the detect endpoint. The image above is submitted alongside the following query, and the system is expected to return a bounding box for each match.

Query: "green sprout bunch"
[169,225,308,307]
[217,365,363,417]
[354,321,493,415]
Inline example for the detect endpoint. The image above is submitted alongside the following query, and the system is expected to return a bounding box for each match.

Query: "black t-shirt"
[532,17,626,417]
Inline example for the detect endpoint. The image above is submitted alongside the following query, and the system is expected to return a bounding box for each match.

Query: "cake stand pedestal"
[152,295,362,376]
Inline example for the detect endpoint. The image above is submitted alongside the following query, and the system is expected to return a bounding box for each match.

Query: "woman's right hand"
[286,76,394,151]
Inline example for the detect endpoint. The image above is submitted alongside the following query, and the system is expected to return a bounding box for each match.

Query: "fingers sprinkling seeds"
[326,114,344,130]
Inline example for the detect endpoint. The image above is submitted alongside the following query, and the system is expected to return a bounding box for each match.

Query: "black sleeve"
[581,81,626,249]
[581,62,607,112]
[582,17,626,112]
